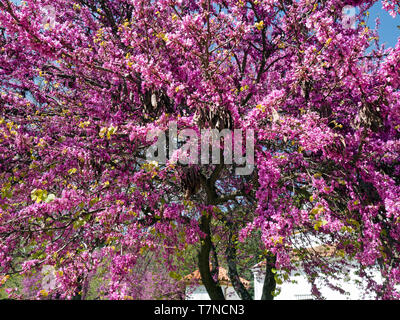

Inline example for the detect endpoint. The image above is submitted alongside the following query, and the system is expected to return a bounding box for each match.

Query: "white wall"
[185,259,391,300]
[253,269,312,300]
[185,284,241,300]
[185,285,211,300]
[253,265,384,300]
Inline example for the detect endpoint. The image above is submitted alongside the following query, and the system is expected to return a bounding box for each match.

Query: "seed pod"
[180,166,201,199]
[358,101,383,132]
[194,105,233,130]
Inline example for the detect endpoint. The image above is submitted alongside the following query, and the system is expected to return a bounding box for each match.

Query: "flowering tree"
[0,0,400,300]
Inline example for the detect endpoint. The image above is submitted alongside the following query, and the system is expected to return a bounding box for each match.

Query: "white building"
[184,267,250,300]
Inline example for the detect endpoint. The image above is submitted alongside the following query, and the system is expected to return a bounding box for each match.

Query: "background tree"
[0,0,400,299]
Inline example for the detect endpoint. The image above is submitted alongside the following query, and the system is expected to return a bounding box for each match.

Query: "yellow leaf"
[39,289,48,297]
[254,20,264,30]
[256,104,266,112]
[106,125,118,139]
[0,275,9,286]
[278,42,285,49]
[99,127,107,138]
[68,168,77,175]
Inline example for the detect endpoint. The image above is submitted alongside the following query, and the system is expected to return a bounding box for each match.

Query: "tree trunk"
[226,225,253,300]
[198,213,225,300]
[261,254,276,300]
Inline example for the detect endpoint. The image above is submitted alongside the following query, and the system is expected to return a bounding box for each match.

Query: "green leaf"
[89,197,100,207]
[73,219,85,229]
[274,275,283,285]
[168,271,182,280]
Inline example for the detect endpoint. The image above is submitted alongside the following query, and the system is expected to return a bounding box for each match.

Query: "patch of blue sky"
[366,1,399,48]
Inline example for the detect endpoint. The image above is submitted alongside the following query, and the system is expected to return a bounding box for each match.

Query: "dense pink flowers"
[0,0,399,299]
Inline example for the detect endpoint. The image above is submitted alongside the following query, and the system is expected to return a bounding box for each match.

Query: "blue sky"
[9,0,399,48]
[367,1,400,48]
